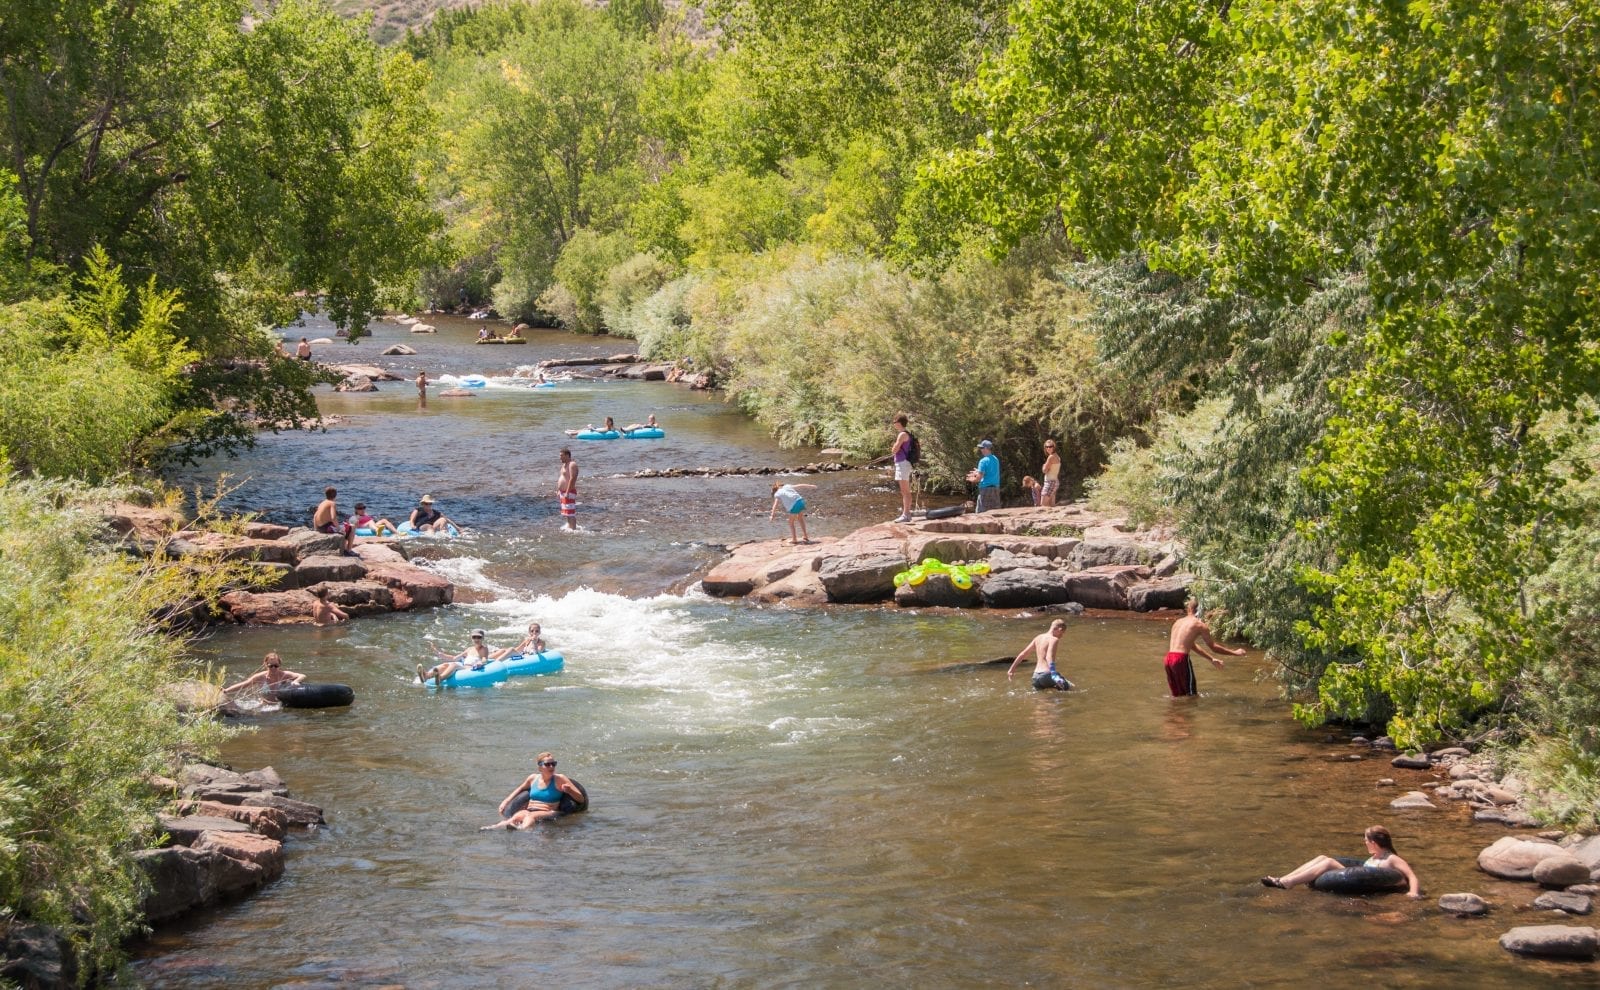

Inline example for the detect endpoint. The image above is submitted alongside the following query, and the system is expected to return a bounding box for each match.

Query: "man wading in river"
[1164,598,1246,697]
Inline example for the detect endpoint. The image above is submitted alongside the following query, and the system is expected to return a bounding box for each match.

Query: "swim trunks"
[976,486,1001,513]
[1041,478,1059,498]
[316,523,338,534]
[559,491,577,518]
[1032,670,1072,691]
[1164,650,1197,697]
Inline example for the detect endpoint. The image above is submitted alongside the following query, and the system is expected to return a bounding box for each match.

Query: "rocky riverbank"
[104,502,454,626]
[1335,736,1600,959]
[1,764,325,990]
[699,502,1186,609]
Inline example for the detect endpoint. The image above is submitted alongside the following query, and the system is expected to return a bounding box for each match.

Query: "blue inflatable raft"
[622,427,665,439]
[396,521,460,538]
[575,429,621,440]
[459,375,488,388]
[422,662,507,689]
[499,651,565,677]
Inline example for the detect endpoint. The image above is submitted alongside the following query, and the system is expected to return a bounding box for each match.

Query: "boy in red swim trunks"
[1165,597,1246,696]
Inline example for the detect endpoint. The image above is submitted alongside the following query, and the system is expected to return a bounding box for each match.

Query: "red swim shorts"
[1164,650,1197,697]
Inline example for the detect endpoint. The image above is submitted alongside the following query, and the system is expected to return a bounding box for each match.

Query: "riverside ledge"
[699,503,1187,609]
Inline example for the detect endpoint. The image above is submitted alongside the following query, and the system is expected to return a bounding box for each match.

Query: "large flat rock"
[1479,836,1566,880]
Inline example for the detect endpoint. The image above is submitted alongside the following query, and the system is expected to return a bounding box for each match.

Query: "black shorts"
[1033,670,1072,691]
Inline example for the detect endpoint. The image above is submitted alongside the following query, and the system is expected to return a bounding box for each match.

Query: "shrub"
[0,476,231,973]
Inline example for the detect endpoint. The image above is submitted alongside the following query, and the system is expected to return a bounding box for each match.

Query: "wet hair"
[893,413,908,428]
[324,486,337,499]
[559,446,571,457]
[1364,825,1396,852]
[1049,619,1066,632]
[311,587,327,600]
[263,652,281,666]
[354,502,366,511]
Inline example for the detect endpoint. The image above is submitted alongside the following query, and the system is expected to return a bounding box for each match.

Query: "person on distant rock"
[493,622,546,660]
[1164,597,1246,697]
[350,502,395,537]
[1261,825,1421,898]
[417,629,493,686]
[967,439,1001,512]
[295,337,312,361]
[224,652,306,696]
[770,481,817,544]
[309,587,349,626]
[1040,438,1062,507]
[889,413,916,523]
[1008,618,1072,690]
[408,495,455,534]
[557,447,579,530]
[1022,475,1042,506]
[622,413,659,434]
[482,751,585,829]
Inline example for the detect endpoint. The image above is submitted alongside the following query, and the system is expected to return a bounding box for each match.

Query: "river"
[133,315,1575,987]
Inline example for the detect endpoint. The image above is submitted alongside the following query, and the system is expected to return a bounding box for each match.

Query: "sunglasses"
[267,664,280,669]
[538,761,557,768]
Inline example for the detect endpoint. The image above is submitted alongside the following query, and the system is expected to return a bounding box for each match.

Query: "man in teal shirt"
[967,439,1001,512]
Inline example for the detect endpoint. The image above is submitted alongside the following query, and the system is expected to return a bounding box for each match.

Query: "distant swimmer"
[482,751,586,829]
[416,629,492,686]
[1007,618,1072,690]
[309,587,349,626]
[1164,597,1246,697]
[223,652,306,697]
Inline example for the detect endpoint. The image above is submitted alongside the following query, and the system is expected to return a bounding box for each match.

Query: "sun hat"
[471,628,486,638]
[420,495,435,503]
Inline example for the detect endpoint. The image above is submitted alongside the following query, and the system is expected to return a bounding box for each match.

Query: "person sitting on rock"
[350,502,395,537]
[622,414,659,434]
[417,629,493,686]
[482,751,585,829]
[408,495,455,533]
[309,587,349,626]
[224,652,306,697]
[1261,825,1421,898]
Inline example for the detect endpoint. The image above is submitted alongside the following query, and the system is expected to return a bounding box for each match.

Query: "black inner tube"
[273,683,354,709]
[1309,855,1408,895]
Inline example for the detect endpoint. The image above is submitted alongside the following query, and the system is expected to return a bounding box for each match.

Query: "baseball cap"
[471,628,486,638]
[977,439,993,450]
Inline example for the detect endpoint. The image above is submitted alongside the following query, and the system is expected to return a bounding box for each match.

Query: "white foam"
[425,555,522,599]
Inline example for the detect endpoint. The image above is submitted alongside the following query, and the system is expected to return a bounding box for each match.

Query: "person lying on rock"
[482,751,585,829]
[1007,618,1072,690]
[1261,825,1421,897]
[224,652,306,697]
[416,629,493,685]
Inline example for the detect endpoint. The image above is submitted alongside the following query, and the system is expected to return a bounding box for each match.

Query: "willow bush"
[0,477,231,974]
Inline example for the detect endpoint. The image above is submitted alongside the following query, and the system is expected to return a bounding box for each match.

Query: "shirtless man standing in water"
[556,447,579,530]
[1008,618,1072,690]
[1164,597,1246,697]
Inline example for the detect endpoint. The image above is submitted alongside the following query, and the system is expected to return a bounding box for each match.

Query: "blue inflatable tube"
[422,661,507,689]
[499,651,565,677]
[396,521,460,538]
[575,429,621,440]
[622,428,665,439]
[533,381,557,389]
[459,375,488,388]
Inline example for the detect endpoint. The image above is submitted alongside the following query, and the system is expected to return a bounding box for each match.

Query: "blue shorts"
[788,498,806,515]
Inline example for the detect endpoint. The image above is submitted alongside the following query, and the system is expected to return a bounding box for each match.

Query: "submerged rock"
[1499,924,1598,959]
[1439,892,1489,916]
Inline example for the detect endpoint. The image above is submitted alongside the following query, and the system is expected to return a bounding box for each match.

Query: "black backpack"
[905,431,921,465]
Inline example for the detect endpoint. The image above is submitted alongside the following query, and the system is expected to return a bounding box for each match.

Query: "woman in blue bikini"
[483,752,585,829]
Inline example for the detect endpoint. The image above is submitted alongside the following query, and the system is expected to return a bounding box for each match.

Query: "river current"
[134,316,1575,987]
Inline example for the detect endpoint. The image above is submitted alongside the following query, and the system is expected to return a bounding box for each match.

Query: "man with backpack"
[890,413,920,523]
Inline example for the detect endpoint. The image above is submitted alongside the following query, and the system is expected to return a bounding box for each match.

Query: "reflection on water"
[139,319,1565,988]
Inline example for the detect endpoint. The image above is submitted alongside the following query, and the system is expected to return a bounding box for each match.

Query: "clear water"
[134,317,1576,987]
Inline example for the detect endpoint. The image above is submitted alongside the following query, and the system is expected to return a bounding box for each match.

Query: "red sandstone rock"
[243,521,291,540]
[363,563,453,610]
[218,589,321,625]
[193,830,285,881]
